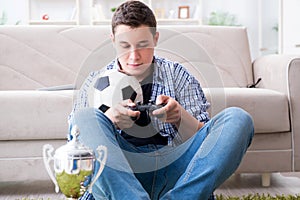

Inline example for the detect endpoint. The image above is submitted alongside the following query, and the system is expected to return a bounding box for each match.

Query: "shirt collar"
[112,59,121,70]
[112,56,164,82]
[153,55,164,82]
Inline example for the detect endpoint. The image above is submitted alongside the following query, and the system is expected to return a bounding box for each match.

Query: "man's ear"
[110,33,115,43]
[154,32,159,46]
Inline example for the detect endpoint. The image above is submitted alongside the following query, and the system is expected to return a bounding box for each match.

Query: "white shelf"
[92,19,200,26]
[27,0,201,26]
[157,19,200,25]
[90,0,201,26]
[92,20,111,26]
[29,20,78,25]
[28,0,79,25]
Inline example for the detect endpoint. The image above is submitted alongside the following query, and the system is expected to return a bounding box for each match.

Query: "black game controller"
[128,101,166,126]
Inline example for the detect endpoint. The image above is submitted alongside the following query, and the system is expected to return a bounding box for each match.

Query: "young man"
[69,1,254,199]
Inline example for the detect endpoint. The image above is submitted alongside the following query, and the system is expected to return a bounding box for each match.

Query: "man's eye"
[120,44,130,49]
[137,43,149,48]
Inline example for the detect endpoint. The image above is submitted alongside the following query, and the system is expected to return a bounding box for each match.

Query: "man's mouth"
[127,63,142,67]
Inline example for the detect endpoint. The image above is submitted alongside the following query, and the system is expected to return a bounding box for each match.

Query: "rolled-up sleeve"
[174,63,210,123]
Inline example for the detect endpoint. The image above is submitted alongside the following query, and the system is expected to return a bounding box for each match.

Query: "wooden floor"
[215,173,300,197]
[0,173,300,199]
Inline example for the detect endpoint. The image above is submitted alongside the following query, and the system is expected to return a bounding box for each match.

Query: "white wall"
[281,0,300,54]
[201,0,279,60]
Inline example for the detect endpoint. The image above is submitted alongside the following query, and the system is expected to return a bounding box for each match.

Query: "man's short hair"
[111,1,157,36]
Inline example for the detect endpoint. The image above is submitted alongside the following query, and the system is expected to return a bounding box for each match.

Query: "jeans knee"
[72,107,115,136]
[74,107,97,121]
[74,107,113,125]
[226,107,253,125]
[225,107,254,143]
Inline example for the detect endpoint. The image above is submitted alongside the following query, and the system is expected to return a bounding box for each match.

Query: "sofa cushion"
[203,88,290,133]
[0,87,289,140]
[156,26,253,88]
[0,90,74,140]
[0,26,112,90]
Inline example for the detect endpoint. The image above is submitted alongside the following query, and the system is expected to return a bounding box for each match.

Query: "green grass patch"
[216,194,300,200]
[14,194,300,200]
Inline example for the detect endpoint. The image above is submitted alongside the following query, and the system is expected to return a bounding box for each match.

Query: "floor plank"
[215,173,300,197]
[0,173,300,199]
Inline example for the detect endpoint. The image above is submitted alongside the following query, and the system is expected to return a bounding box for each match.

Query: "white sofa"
[0,25,299,186]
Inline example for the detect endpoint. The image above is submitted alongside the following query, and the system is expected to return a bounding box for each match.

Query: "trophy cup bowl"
[43,125,107,199]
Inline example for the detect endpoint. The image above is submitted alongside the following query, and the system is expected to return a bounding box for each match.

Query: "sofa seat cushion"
[0,139,66,181]
[203,88,290,133]
[0,87,289,140]
[0,90,74,140]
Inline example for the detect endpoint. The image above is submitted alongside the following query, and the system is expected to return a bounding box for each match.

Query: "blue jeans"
[73,107,254,200]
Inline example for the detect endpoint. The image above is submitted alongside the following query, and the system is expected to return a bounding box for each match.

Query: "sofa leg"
[261,173,271,187]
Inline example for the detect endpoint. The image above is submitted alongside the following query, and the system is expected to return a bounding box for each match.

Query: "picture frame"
[178,6,190,19]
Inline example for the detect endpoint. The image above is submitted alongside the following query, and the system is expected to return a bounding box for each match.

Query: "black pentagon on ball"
[99,104,110,113]
[94,76,110,91]
[122,85,137,101]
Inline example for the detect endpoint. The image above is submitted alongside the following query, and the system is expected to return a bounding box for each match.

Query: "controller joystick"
[128,101,166,126]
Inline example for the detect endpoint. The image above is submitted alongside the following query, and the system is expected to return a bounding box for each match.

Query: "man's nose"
[129,48,141,60]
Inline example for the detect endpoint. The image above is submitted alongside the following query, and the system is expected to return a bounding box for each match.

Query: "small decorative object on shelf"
[178,6,190,19]
[0,10,21,25]
[111,7,116,12]
[207,11,240,26]
[155,8,165,19]
[70,6,77,20]
[0,10,8,25]
[42,14,49,20]
[168,9,175,19]
[92,3,105,21]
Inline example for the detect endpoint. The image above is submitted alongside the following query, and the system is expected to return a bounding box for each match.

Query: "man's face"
[112,25,159,81]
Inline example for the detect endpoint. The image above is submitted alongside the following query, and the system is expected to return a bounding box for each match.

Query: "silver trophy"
[43,125,107,199]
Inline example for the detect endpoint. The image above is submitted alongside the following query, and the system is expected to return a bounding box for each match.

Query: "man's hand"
[152,95,181,126]
[105,99,140,130]
[153,95,204,141]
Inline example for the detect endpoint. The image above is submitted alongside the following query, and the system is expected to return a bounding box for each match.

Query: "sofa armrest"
[253,54,300,171]
[253,54,300,94]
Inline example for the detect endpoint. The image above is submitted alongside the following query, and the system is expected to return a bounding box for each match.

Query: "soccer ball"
[87,69,143,110]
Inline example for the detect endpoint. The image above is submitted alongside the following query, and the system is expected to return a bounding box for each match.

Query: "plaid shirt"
[68,56,210,146]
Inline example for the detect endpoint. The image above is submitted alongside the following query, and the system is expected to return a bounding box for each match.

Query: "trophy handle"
[43,144,59,193]
[88,145,108,193]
